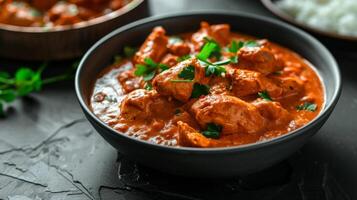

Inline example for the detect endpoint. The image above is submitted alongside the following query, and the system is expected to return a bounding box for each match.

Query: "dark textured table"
[0,0,356,199]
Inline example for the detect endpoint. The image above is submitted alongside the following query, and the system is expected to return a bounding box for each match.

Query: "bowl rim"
[75,11,342,153]
[261,0,357,42]
[0,0,144,33]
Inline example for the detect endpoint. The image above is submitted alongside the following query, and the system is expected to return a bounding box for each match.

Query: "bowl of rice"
[261,0,357,45]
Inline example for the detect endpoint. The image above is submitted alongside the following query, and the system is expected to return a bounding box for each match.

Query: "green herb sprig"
[0,62,78,117]
[202,123,222,139]
[191,83,210,98]
[134,57,169,81]
[258,91,272,101]
[296,102,317,112]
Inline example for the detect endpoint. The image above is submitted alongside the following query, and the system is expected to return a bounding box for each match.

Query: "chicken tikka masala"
[0,0,132,27]
[91,22,324,148]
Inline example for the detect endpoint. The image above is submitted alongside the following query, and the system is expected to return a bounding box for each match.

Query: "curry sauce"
[91,22,324,148]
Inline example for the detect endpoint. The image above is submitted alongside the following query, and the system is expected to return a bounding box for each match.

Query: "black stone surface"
[0,0,356,199]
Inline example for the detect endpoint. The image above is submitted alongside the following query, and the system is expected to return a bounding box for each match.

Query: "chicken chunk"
[191,94,266,135]
[178,121,211,148]
[229,69,283,99]
[160,54,179,67]
[120,89,176,121]
[168,41,191,56]
[237,40,283,75]
[252,99,292,126]
[117,69,144,93]
[133,27,168,64]
[278,77,304,98]
[153,58,208,102]
[191,21,231,50]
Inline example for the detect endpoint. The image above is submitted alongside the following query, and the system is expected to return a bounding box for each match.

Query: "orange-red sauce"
[0,0,132,27]
[90,22,324,148]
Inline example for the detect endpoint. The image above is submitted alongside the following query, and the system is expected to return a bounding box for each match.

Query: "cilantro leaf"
[134,58,169,81]
[228,40,244,53]
[296,102,317,112]
[0,90,16,102]
[197,41,219,61]
[0,62,77,117]
[258,91,272,101]
[202,123,222,139]
[158,63,169,71]
[15,68,43,96]
[134,64,148,76]
[205,65,226,77]
[144,82,153,90]
[177,55,191,62]
[230,55,238,64]
[178,65,195,80]
[191,83,210,98]
[143,70,156,81]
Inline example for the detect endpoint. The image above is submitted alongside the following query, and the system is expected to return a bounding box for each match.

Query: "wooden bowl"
[0,0,148,61]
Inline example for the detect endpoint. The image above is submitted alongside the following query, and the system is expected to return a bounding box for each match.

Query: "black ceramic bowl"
[75,12,341,177]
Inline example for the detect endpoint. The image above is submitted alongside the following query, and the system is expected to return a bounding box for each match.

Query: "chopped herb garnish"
[178,65,195,80]
[174,108,181,115]
[158,63,169,71]
[212,59,231,66]
[205,65,226,77]
[258,91,272,101]
[273,71,283,75]
[170,79,193,83]
[196,37,221,61]
[230,55,238,64]
[228,40,244,53]
[143,70,156,81]
[197,40,219,61]
[177,55,191,62]
[124,46,137,58]
[191,83,210,98]
[134,58,167,81]
[296,102,317,112]
[202,123,222,139]
[144,82,153,90]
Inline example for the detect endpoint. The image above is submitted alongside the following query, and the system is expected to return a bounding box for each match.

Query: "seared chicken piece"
[252,99,292,126]
[178,121,211,148]
[133,27,169,64]
[278,77,304,98]
[160,54,179,67]
[153,58,208,102]
[191,21,231,50]
[117,69,144,93]
[229,69,283,99]
[120,89,176,121]
[168,41,191,56]
[236,40,283,75]
[191,94,266,135]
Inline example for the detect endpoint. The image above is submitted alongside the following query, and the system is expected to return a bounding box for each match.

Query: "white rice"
[276,0,357,37]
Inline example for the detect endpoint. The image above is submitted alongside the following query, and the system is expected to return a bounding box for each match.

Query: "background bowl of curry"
[0,0,148,61]
[75,12,341,177]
